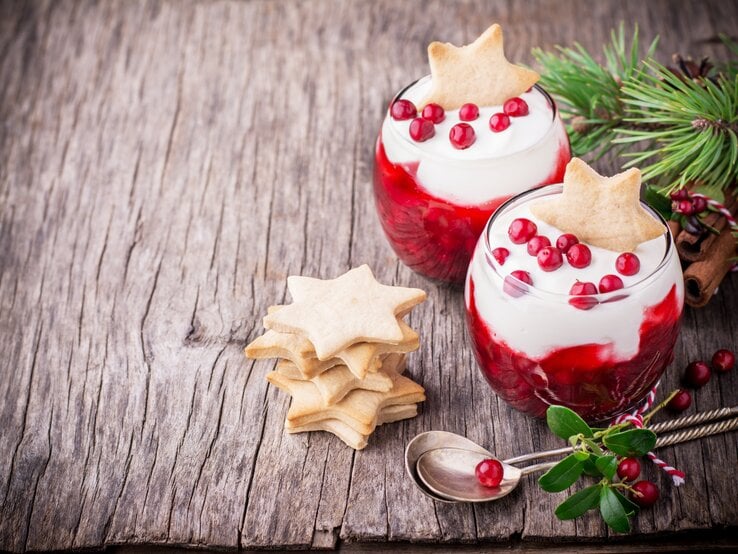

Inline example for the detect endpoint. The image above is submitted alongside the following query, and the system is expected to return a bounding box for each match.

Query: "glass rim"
[385,76,561,165]
[480,184,675,302]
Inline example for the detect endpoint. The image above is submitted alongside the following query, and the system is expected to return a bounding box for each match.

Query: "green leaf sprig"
[539,392,678,533]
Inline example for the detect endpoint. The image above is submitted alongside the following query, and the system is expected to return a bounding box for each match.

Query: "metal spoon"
[406,407,738,503]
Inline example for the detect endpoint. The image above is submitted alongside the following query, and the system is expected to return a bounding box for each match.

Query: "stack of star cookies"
[245,265,427,450]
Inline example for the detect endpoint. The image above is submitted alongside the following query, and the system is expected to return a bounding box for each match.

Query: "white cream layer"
[381,76,568,206]
[465,201,684,360]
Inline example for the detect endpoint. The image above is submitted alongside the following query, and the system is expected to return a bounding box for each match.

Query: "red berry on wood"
[489,112,511,132]
[670,189,690,201]
[668,389,692,412]
[673,199,695,215]
[615,252,640,276]
[568,281,598,310]
[598,274,624,293]
[566,243,592,269]
[390,99,417,120]
[459,103,479,121]
[422,102,445,124]
[503,270,533,298]
[617,458,641,482]
[537,247,563,272]
[449,123,476,149]
[556,233,579,253]
[712,349,735,373]
[409,117,435,142]
[475,458,504,487]
[630,481,660,508]
[503,97,529,117]
[684,360,711,388]
[508,218,537,244]
[492,247,510,265]
[527,235,551,256]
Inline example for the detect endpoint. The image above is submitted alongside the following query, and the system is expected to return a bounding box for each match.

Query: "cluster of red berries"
[390,96,530,150]
[669,189,709,217]
[500,218,641,309]
[616,457,660,508]
[668,349,735,412]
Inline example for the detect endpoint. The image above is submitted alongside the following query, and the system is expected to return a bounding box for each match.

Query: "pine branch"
[532,25,738,194]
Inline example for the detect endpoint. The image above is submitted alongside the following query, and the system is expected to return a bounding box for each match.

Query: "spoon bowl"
[416,448,521,502]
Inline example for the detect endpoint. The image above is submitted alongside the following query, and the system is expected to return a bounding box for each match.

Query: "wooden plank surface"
[0,0,737,551]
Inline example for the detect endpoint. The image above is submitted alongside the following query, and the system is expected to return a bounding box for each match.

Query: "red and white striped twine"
[612,383,686,486]
[690,192,738,272]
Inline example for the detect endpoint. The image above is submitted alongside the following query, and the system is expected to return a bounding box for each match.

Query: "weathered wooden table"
[1,0,737,551]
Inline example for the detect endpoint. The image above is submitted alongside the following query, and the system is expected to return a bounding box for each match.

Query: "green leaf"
[594,455,618,480]
[555,485,603,520]
[546,406,593,440]
[538,454,585,493]
[613,489,640,517]
[643,185,673,220]
[600,486,631,533]
[573,451,590,461]
[603,429,656,457]
[581,454,602,477]
[583,438,604,456]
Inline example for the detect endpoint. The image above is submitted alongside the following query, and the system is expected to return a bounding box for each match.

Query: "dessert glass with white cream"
[464,185,684,422]
[374,77,571,284]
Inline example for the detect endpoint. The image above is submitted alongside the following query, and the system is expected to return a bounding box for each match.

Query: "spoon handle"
[504,406,738,466]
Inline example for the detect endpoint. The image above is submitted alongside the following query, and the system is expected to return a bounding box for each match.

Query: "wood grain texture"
[0,0,737,551]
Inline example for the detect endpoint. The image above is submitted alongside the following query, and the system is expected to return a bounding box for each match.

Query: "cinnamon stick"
[667,219,681,240]
[683,227,737,307]
[676,192,737,262]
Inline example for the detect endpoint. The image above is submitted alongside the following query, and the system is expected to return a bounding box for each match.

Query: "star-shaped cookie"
[530,158,665,252]
[420,23,539,110]
[263,265,426,360]
[246,307,419,379]
[277,353,406,405]
[267,370,426,436]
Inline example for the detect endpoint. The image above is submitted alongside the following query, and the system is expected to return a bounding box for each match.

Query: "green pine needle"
[533,24,738,194]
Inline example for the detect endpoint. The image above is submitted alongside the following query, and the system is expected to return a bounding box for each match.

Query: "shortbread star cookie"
[267,370,426,436]
[286,404,418,450]
[277,353,406,406]
[530,158,665,252]
[421,23,539,110]
[246,307,419,379]
[263,265,426,360]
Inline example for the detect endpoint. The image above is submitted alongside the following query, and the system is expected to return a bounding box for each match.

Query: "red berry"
[569,281,598,310]
[390,99,417,120]
[492,247,510,265]
[503,270,533,298]
[556,233,579,253]
[617,458,641,482]
[566,243,592,269]
[475,458,504,488]
[598,274,624,293]
[712,349,735,373]
[668,389,692,412]
[508,218,537,244]
[422,103,445,124]
[673,199,695,216]
[691,196,708,214]
[503,97,529,117]
[630,481,660,508]
[459,103,479,121]
[684,360,711,388]
[409,117,435,142]
[527,235,551,256]
[449,123,476,149]
[537,247,563,272]
[489,112,511,132]
[615,252,640,276]
[669,189,690,201]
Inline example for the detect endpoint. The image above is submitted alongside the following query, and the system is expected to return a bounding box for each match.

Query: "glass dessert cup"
[373,77,571,285]
[464,186,685,422]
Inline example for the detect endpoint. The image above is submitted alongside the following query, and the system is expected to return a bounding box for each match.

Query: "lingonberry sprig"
[539,393,679,533]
